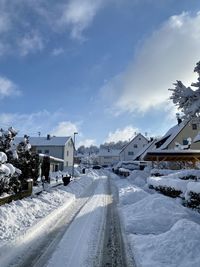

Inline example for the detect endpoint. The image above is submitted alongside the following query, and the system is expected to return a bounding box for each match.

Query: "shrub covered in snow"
[150,169,178,177]
[0,152,21,195]
[147,176,189,198]
[184,182,200,209]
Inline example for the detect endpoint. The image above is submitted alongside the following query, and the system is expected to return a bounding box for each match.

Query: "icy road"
[1,173,134,267]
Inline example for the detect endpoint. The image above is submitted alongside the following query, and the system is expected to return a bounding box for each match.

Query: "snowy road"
[2,172,130,267]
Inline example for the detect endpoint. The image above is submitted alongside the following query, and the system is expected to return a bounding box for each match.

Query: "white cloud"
[0,110,78,137]
[52,121,79,136]
[105,125,139,143]
[19,31,44,56]
[0,76,20,98]
[102,12,200,114]
[59,0,106,40]
[77,139,96,147]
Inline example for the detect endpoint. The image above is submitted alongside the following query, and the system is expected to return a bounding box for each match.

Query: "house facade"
[119,133,148,161]
[15,135,74,170]
[155,118,200,150]
[98,148,120,166]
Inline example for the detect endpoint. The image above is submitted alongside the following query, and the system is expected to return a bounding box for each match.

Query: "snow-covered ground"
[109,169,200,267]
[0,170,103,267]
[1,167,200,267]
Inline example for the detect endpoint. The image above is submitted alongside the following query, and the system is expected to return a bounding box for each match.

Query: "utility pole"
[72,132,78,177]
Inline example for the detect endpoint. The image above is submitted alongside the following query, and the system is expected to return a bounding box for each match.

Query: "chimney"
[176,113,182,125]
[47,134,51,140]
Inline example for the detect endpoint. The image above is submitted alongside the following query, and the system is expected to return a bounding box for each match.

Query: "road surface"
[4,173,135,267]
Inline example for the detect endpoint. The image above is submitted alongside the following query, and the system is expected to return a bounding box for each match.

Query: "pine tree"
[12,135,40,186]
[169,61,200,119]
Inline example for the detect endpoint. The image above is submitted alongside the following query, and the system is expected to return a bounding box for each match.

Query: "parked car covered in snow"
[113,161,148,175]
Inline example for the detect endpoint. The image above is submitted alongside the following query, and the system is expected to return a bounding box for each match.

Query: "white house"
[15,135,74,170]
[98,148,120,166]
[133,138,157,161]
[119,133,148,161]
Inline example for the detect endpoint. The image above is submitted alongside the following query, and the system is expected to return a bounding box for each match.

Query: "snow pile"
[117,183,148,206]
[131,219,200,267]
[0,174,95,241]
[120,194,189,235]
[128,169,150,187]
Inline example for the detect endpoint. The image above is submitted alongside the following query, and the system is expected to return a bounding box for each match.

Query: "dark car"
[92,165,101,169]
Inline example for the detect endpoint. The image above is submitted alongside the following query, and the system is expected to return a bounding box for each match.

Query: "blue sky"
[0,0,200,147]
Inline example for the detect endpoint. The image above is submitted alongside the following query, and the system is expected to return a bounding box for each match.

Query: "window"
[44,150,49,154]
[37,150,42,154]
[128,151,134,155]
[192,124,197,130]
[183,139,188,145]
[66,150,69,156]
[139,138,141,140]
[134,144,138,148]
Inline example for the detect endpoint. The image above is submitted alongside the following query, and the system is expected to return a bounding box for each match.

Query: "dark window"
[128,151,134,155]
[134,144,138,148]
[192,124,197,130]
[139,138,141,140]
[183,139,188,145]
[45,150,49,154]
[37,150,42,154]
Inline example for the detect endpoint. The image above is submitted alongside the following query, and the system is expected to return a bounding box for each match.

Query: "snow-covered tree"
[0,151,21,196]
[169,61,200,119]
[11,135,40,186]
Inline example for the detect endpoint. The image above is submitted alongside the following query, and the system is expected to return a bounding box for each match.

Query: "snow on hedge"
[186,181,200,195]
[120,194,189,235]
[131,219,200,267]
[0,174,95,241]
[150,169,177,176]
[151,169,200,180]
[147,176,189,193]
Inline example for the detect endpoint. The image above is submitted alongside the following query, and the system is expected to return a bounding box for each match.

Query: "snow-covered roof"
[39,153,64,163]
[133,139,157,160]
[120,133,148,153]
[14,136,71,147]
[155,120,188,150]
[98,149,120,157]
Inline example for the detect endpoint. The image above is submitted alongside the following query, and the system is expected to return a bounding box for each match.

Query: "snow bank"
[128,169,150,187]
[131,219,200,267]
[0,174,94,241]
[120,194,189,235]
[118,184,148,206]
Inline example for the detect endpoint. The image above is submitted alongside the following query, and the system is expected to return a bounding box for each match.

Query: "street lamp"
[72,132,78,177]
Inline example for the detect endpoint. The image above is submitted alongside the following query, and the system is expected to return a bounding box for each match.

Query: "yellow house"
[155,118,200,150]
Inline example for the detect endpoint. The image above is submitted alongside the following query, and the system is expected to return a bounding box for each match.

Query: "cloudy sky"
[0,0,200,146]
